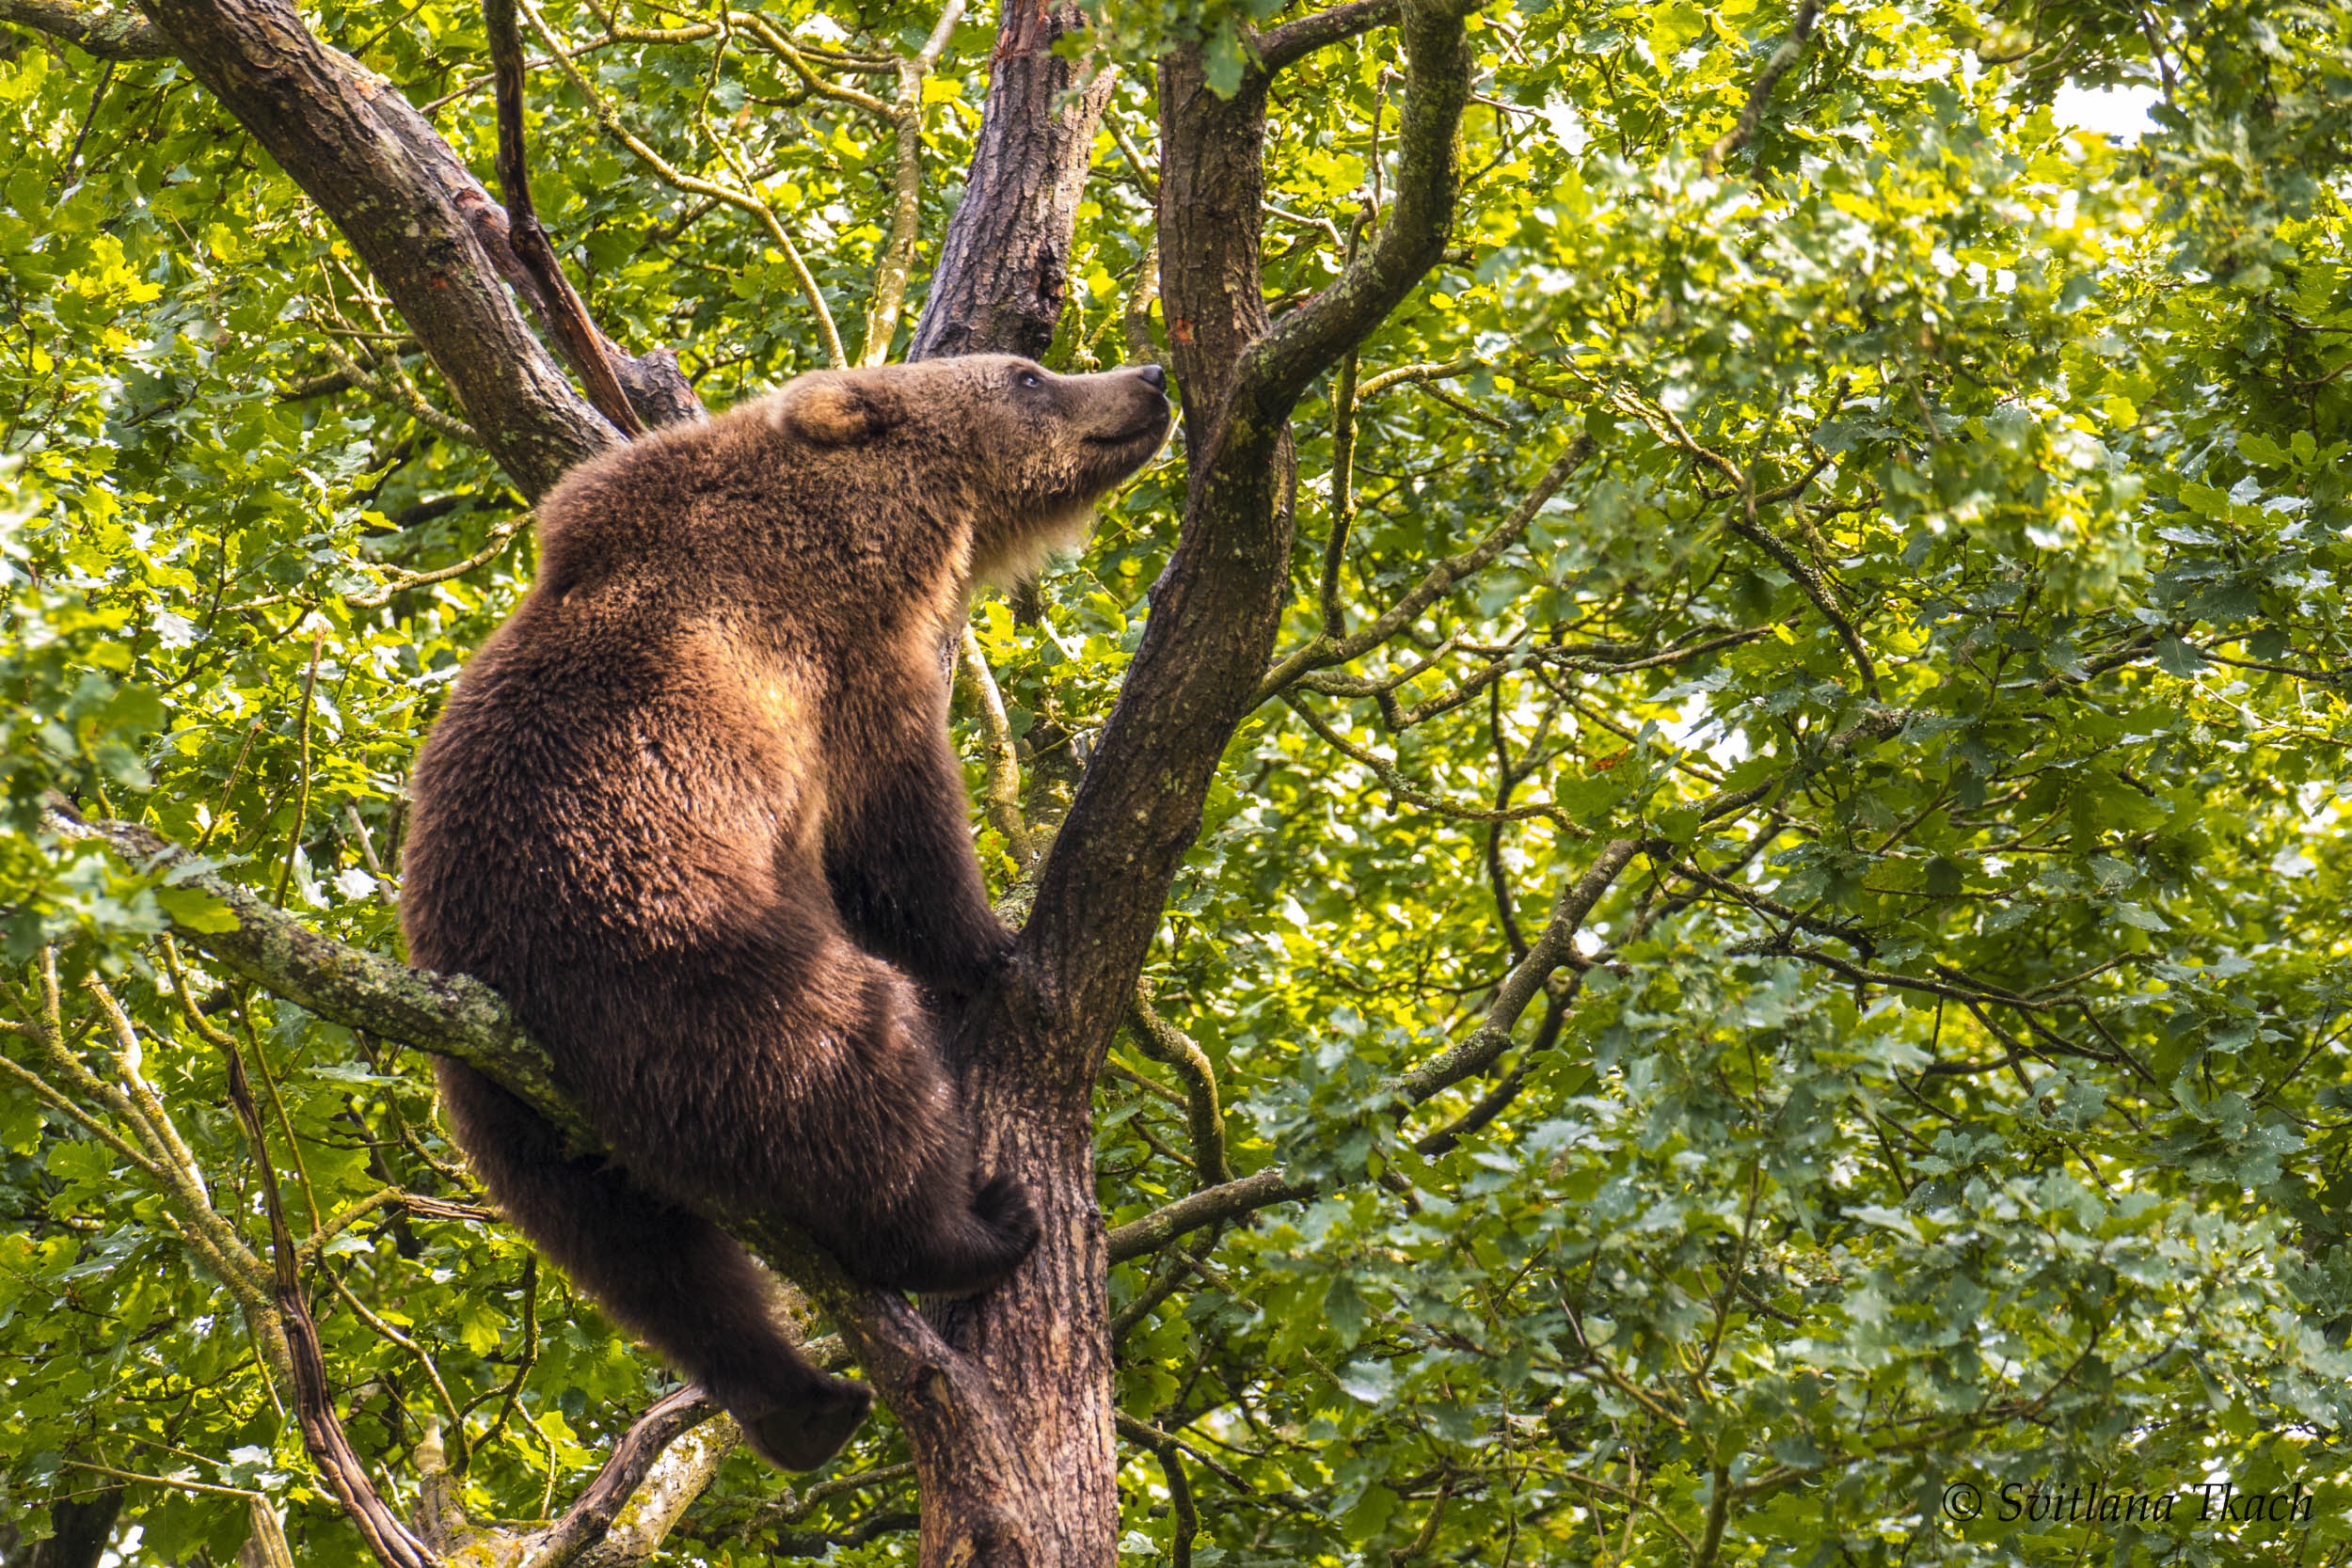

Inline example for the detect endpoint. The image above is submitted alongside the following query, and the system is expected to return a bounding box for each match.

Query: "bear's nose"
[1134,363,1167,392]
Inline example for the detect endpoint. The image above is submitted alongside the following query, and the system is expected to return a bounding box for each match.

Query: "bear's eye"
[1019,372,1043,389]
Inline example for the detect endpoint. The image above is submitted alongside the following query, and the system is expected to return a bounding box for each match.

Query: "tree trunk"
[906,996,1119,1563]
[885,8,1131,1558]
[18,1485,121,1568]
[905,0,1115,361]
[908,6,1475,1552]
[884,36,1303,1566]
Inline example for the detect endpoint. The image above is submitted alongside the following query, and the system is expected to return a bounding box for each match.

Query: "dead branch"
[135,0,616,497]
[522,1386,721,1568]
[484,0,646,436]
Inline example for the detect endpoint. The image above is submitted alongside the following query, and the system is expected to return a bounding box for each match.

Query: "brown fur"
[400,356,1170,1470]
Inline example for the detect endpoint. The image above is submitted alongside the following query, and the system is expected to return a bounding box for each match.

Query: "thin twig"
[1259,435,1595,703]
[957,626,1039,865]
[856,0,964,363]
[516,0,845,367]
[274,630,325,907]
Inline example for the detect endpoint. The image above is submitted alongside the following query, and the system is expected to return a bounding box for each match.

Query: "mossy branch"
[48,804,1026,1563]
[0,0,169,56]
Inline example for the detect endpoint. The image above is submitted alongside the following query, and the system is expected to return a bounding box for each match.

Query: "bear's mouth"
[1083,417,1169,448]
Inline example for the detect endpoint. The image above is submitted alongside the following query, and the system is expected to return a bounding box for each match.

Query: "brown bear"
[399,355,1171,1470]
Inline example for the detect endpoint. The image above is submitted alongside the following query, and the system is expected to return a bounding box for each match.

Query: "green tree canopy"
[0,0,2348,1560]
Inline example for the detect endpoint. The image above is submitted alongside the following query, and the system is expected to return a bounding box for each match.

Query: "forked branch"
[1235,0,1481,419]
[1107,707,1916,1259]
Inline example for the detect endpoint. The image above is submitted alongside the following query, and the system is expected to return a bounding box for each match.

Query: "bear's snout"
[1084,363,1173,450]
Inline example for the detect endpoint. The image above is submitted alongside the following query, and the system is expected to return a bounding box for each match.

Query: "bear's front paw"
[926,927,1018,1007]
[971,1173,1042,1263]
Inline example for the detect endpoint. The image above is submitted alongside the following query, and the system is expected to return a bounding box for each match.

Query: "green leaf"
[152,885,241,934]
[2236,432,2289,467]
[1647,0,1707,57]
[1203,17,1246,98]
[2156,634,2206,677]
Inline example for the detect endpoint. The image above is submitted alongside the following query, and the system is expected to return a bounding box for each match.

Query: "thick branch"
[1107,1167,1311,1262]
[0,0,168,55]
[1020,0,1482,1093]
[59,811,581,1136]
[133,0,616,497]
[1256,0,1400,72]
[54,808,1030,1568]
[1391,838,1639,1101]
[1354,354,1479,400]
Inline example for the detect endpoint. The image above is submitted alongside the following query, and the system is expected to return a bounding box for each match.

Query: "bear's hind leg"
[435,1061,869,1470]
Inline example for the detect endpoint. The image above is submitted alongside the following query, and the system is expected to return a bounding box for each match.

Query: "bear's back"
[400,389,961,1009]
[401,578,824,992]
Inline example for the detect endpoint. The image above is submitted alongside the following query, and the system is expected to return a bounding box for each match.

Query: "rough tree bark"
[903,0,1115,361]
[0,0,168,56]
[32,0,1482,1555]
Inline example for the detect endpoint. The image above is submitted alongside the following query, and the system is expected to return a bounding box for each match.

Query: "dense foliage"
[2,0,2349,1560]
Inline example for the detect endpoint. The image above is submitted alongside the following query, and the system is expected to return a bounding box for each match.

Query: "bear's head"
[774,356,1172,583]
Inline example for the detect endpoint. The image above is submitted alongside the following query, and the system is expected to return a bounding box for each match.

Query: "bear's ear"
[775,374,899,447]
